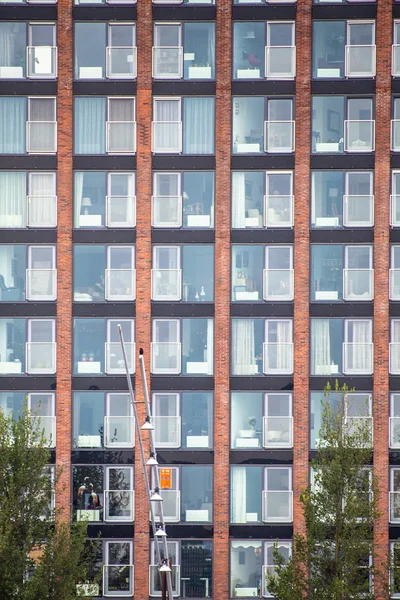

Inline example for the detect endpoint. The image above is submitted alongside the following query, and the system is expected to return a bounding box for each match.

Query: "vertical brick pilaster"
[374,1,392,596]
[293,0,312,536]
[135,0,152,597]
[214,0,232,597]
[56,0,73,520]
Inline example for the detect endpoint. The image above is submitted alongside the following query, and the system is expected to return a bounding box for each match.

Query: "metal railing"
[263,416,293,448]
[264,120,295,153]
[26,341,56,374]
[105,342,135,374]
[344,120,375,152]
[106,121,136,153]
[343,269,373,301]
[152,46,183,79]
[26,121,57,154]
[264,194,294,228]
[262,490,293,523]
[106,195,136,227]
[104,416,135,448]
[342,342,373,375]
[106,46,137,79]
[151,269,182,301]
[151,121,183,153]
[345,44,376,77]
[104,490,134,522]
[27,195,57,227]
[343,194,374,227]
[265,45,296,79]
[151,195,183,228]
[105,269,136,301]
[263,269,294,301]
[151,342,182,374]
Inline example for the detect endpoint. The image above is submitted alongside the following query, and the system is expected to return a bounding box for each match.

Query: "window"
[312,96,374,154]
[151,318,214,375]
[233,97,294,154]
[73,318,135,375]
[153,391,213,449]
[391,320,400,375]
[391,542,400,598]
[152,171,214,228]
[231,392,293,449]
[392,100,400,153]
[313,20,375,79]
[393,22,400,77]
[0,391,56,447]
[0,171,56,229]
[391,394,400,449]
[391,468,400,523]
[230,541,263,599]
[232,170,293,229]
[263,319,293,374]
[0,22,56,80]
[74,97,136,155]
[233,21,295,80]
[75,23,136,80]
[105,467,134,522]
[104,541,134,596]
[311,170,374,228]
[153,22,215,80]
[0,318,56,376]
[0,97,56,154]
[263,542,291,597]
[152,96,215,155]
[392,172,400,226]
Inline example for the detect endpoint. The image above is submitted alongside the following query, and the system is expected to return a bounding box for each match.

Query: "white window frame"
[27,171,57,228]
[106,171,136,228]
[152,97,182,154]
[151,318,181,374]
[152,171,182,228]
[153,392,181,448]
[344,171,374,227]
[263,392,293,449]
[27,22,57,79]
[27,97,57,154]
[106,22,137,80]
[105,466,134,522]
[105,245,135,301]
[106,97,136,155]
[103,540,134,597]
[105,392,134,449]
[105,319,135,374]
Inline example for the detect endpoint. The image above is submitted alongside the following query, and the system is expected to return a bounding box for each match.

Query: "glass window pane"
[311,171,344,227]
[231,245,263,301]
[0,245,26,300]
[231,318,263,375]
[73,245,105,301]
[75,23,106,79]
[181,542,213,598]
[231,466,262,523]
[182,318,213,375]
[73,318,105,374]
[0,318,26,374]
[181,465,213,522]
[182,245,214,301]
[0,97,26,154]
[74,97,106,154]
[0,391,26,417]
[74,171,106,228]
[73,392,105,448]
[0,172,26,228]
[310,391,342,449]
[182,391,213,449]
[183,171,214,228]
[231,392,262,449]
[231,171,264,228]
[73,465,104,522]
[312,21,345,79]
[184,23,215,80]
[311,245,343,301]
[183,97,215,154]
[312,96,344,153]
[233,22,265,80]
[0,22,26,78]
[233,97,264,154]
[310,318,343,376]
[230,541,263,598]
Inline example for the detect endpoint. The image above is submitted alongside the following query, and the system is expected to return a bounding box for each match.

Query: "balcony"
[152,196,183,228]
[390,491,400,523]
[103,564,134,597]
[390,417,400,448]
[105,269,136,301]
[104,490,134,522]
[152,46,183,79]
[345,45,376,78]
[342,342,373,375]
[152,121,182,153]
[265,45,296,80]
[262,490,293,523]
[106,46,137,79]
[26,342,56,374]
[263,342,294,375]
[151,342,181,374]
[263,269,294,301]
[264,194,294,228]
[263,416,293,448]
[149,565,180,597]
[26,121,57,154]
[27,195,57,228]
[104,416,135,448]
[264,120,295,153]
[105,342,135,375]
[26,269,57,301]
[156,489,180,522]
[27,46,57,78]
[29,415,56,447]
[343,269,373,301]
[106,195,136,228]
[393,45,400,77]
[343,195,374,227]
[344,120,375,153]
[106,121,136,154]
[151,269,182,301]
[390,343,400,374]
[153,415,181,448]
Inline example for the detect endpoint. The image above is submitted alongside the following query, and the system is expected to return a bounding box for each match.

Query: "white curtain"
[232,319,255,375]
[206,319,213,375]
[277,320,292,372]
[232,172,246,228]
[74,97,106,154]
[0,22,24,68]
[232,467,246,523]
[311,319,331,375]
[0,97,26,154]
[154,99,181,152]
[29,173,56,227]
[352,321,371,371]
[0,172,26,227]
[183,97,214,154]
[108,98,135,153]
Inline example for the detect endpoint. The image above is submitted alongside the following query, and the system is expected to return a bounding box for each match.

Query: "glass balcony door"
[265,98,294,153]
[105,393,134,448]
[344,98,374,152]
[153,467,180,522]
[263,467,293,523]
[265,171,293,228]
[27,97,56,154]
[28,172,57,227]
[28,392,56,447]
[107,23,136,79]
[344,171,373,226]
[343,245,373,300]
[103,541,134,597]
[105,246,135,301]
[27,23,57,78]
[152,172,182,227]
[106,97,136,154]
[345,21,376,78]
[152,246,181,300]
[390,469,400,523]
[343,319,373,374]
[391,394,400,449]
[150,541,180,597]
[27,245,56,300]
[106,319,135,374]
[153,392,181,448]
[151,319,181,374]
[263,393,293,448]
[265,22,295,80]
[27,318,56,374]
[105,466,134,522]
[152,98,182,153]
[263,319,293,374]
[153,24,183,79]
[106,172,135,228]
[263,245,293,300]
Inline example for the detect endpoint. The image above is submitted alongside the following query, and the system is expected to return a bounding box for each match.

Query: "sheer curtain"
[0,171,26,227]
[393,321,400,373]
[232,319,255,375]
[74,97,106,154]
[108,98,135,153]
[206,319,213,375]
[29,173,56,226]
[231,467,246,523]
[232,172,246,228]
[311,319,331,375]
[0,97,26,154]
[352,320,371,372]
[29,98,56,153]
[277,320,292,372]
[0,22,25,70]
[183,97,215,154]
[208,24,216,78]
[74,172,84,227]
[153,99,181,152]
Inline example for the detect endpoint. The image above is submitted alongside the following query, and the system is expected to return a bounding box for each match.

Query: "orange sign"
[159,468,172,489]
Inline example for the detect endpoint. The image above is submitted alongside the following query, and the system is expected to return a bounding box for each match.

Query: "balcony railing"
[262,490,293,523]
[29,415,56,447]
[105,342,135,374]
[149,565,180,597]
[26,341,56,374]
[390,417,400,448]
[390,491,400,523]
[155,489,180,522]
[263,269,294,301]
[106,195,136,228]
[345,45,376,77]
[153,415,181,448]
[27,46,57,78]
[106,121,136,154]
[390,343,400,374]
[152,121,182,153]
[26,121,57,154]
[393,44,400,77]
[27,195,57,227]
[105,269,136,301]
[103,564,134,597]
[264,194,294,228]
[26,269,57,300]
[265,45,296,79]
[152,46,183,79]
[344,416,373,443]
[104,490,134,522]
[104,416,135,448]
[263,416,293,448]
[263,342,294,375]
[264,120,295,153]
[106,46,137,79]
[151,342,181,374]
[151,269,182,301]
[152,195,182,228]
[343,195,374,227]
[342,342,373,375]
[343,269,373,301]
[344,120,375,152]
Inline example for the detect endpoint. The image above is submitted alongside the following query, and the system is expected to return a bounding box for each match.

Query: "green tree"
[0,401,96,600]
[266,383,383,600]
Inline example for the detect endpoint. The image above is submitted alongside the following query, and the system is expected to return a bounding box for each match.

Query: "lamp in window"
[82,197,92,215]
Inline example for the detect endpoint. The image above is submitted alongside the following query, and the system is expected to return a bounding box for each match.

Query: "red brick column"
[56,0,73,520]
[134,0,153,597]
[374,1,392,596]
[293,0,312,537]
[213,0,232,597]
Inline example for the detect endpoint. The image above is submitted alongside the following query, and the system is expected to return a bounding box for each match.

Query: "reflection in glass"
[73,318,105,374]
[73,246,105,302]
[231,245,263,301]
[312,96,344,153]
[73,392,104,448]
[73,465,104,522]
